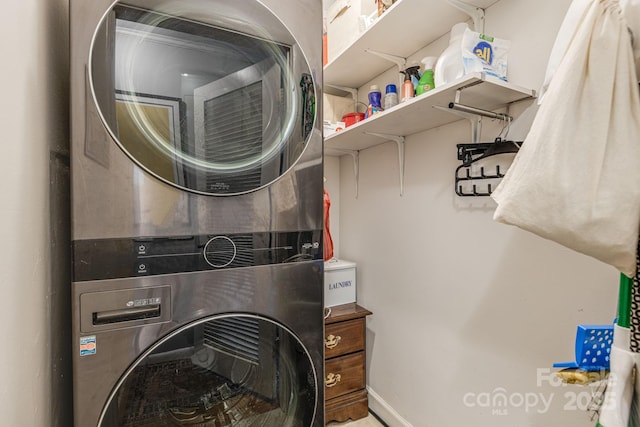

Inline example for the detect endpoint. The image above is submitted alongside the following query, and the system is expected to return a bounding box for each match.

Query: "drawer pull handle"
[325,334,342,349]
[325,373,342,388]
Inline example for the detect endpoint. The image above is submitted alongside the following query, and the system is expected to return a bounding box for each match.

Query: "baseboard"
[367,387,413,427]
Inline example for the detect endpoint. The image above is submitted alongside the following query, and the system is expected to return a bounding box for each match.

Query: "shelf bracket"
[365,49,407,88]
[324,84,359,111]
[326,148,360,198]
[365,50,406,70]
[364,132,406,196]
[349,150,360,199]
[447,0,485,33]
[434,104,483,143]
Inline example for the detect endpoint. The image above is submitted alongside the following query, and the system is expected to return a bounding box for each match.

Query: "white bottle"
[383,84,398,109]
[434,22,468,88]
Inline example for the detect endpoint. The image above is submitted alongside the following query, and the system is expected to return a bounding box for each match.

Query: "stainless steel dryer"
[69,0,323,425]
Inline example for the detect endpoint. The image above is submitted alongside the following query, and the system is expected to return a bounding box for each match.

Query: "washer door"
[99,314,317,426]
[90,0,316,195]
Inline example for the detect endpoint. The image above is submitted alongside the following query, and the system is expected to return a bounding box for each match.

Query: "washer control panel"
[203,236,237,268]
[73,230,322,281]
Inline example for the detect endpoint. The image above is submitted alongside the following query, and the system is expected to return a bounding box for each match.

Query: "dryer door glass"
[99,315,317,426]
[90,0,316,195]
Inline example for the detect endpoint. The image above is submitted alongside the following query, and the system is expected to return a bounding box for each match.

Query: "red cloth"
[323,189,334,261]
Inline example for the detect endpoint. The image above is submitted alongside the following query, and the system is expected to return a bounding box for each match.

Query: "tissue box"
[324,259,356,307]
[323,120,345,137]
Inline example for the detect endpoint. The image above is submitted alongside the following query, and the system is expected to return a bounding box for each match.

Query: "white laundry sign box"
[324,259,356,307]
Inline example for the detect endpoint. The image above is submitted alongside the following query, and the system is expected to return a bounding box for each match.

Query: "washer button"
[136,263,149,275]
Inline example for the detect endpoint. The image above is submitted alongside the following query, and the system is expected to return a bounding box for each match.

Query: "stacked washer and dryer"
[70,1,324,426]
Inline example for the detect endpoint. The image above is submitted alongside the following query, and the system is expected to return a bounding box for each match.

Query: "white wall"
[328,0,621,425]
[0,0,71,426]
[0,0,622,425]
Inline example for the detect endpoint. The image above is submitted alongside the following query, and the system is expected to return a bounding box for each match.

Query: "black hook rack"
[455,138,522,197]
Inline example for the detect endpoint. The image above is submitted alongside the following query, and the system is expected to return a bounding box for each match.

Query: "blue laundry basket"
[553,324,614,371]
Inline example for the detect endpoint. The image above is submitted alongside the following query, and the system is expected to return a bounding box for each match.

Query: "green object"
[618,273,633,328]
[416,69,434,95]
[416,56,437,96]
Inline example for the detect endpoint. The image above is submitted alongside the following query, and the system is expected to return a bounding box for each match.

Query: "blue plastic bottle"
[365,85,383,118]
[384,84,398,109]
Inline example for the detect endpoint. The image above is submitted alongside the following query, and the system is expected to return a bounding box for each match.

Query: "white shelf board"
[324,0,501,89]
[323,73,535,154]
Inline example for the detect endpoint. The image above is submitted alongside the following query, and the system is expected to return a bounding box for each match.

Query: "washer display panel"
[90,1,316,195]
[99,314,317,426]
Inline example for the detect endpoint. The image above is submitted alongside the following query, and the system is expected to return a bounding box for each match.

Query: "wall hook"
[454,140,522,197]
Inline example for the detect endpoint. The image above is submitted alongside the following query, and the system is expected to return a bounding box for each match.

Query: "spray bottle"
[400,66,420,102]
[400,70,413,102]
[416,56,437,95]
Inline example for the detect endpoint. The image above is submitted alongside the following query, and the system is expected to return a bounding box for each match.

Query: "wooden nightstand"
[324,303,372,424]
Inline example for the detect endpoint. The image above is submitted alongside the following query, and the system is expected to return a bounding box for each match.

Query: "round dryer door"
[90,0,316,195]
[98,314,318,426]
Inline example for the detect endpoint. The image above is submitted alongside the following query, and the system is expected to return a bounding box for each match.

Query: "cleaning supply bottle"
[405,65,421,91]
[434,22,468,88]
[416,56,437,95]
[365,85,383,118]
[400,70,414,102]
[383,84,398,109]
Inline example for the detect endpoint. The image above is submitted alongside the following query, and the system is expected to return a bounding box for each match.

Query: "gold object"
[555,369,609,385]
[325,373,342,387]
[325,334,342,349]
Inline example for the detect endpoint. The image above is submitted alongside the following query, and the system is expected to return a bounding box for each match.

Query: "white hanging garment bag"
[491,0,640,277]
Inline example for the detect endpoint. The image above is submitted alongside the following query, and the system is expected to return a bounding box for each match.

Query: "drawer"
[324,351,365,400]
[325,389,369,424]
[325,318,365,359]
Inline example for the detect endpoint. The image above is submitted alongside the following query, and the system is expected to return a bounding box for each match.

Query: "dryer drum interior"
[99,314,317,426]
[90,0,315,196]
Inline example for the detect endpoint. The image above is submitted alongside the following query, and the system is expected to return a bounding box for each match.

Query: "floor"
[327,413,386,426]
